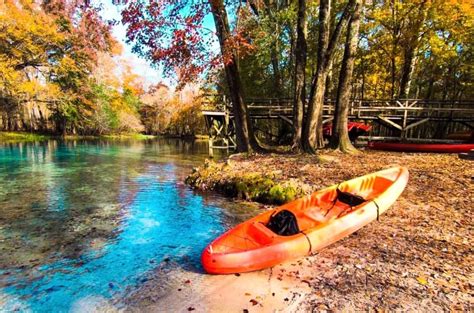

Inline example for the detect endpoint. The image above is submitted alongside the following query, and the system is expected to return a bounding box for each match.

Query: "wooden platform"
[201,96,474,154]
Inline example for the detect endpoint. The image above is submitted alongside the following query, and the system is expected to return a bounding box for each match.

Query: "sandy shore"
[121,263,313,312]
[122,150,473,312]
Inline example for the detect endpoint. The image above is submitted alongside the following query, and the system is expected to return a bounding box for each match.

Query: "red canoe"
[323,122,372,139]
[368,142,474,153]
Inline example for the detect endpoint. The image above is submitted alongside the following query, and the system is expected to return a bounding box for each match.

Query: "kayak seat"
[303,209,328,223]
[325,187,367,217]
[248,222,275,245]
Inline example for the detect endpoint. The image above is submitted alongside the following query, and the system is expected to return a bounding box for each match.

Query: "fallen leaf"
[417,276,428,285]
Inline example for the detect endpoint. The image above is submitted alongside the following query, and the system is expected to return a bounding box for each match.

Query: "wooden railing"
[201,96,474,152]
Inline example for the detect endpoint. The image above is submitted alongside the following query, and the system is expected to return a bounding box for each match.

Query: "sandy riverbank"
[123,150,472,312]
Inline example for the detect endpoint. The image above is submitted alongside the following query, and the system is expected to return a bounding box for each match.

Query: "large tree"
[302,0,355,153]
[292,0,307,151]
[209,0,259,152]
[0,0,115,134]
[398,1,428,98]
[330,0,362,153]
[120,0,260,152]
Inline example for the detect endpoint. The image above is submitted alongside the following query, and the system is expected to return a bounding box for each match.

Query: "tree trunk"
[398,1,427,99]
[361,52,366,99]
[325,60,334,98]
[302,0,330,153]
[288,20,296,98]
[292,0,307,150]
[391,54,396,99]
[210,0,259,152]
[265,3,283,98]
[399,47,416,99]
[270,42,283,98]
[303,0,354,153]
[330,0,362,153]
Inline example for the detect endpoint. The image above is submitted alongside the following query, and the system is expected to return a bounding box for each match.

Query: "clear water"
[0,139,257,312]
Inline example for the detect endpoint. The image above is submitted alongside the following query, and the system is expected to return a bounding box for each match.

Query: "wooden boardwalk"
[202,96,474,152]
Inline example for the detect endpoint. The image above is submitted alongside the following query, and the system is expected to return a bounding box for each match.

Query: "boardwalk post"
[202,94,237,156]
[209,136,214,157]
[401,100,409,139]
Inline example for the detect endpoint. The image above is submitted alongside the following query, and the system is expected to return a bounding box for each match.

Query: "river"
[0,139,258,312]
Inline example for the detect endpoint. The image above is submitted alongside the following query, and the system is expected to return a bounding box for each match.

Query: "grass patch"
[1,132,158,143]
[0,132,51,143]
[61,133,157,141]
[99,133,157,140]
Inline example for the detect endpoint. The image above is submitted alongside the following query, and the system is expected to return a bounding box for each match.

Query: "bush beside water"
[185,159,305,205]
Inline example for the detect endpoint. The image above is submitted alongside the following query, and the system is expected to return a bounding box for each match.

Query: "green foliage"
[0,131,50,143]
[0,0,144,135]
[2,0,472,140]
[85,82,144,135]
[354,0,473,99]
[206,0,472,101]
[99,133,156,140]
[268,185,297,204]
[122,88,142,111]
[236,4,297,98]
[186,161,301,205]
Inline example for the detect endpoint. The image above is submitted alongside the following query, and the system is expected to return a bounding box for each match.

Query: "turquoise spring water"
[0,139,256,312]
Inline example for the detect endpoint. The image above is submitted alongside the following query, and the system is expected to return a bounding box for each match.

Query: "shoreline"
[0,131,209,144]
[143,150,473,311]
[2,137,471,310]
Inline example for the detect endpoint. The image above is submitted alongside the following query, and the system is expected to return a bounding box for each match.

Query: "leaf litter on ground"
[187,150,473,311]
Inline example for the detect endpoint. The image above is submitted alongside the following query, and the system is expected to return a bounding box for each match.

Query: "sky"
[98,1,165,88]
[98,1,218,90]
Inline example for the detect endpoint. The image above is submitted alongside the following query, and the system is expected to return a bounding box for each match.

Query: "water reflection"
[0,139,255,312]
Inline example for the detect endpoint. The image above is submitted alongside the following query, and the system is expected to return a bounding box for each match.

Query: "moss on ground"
[185,159,306,205]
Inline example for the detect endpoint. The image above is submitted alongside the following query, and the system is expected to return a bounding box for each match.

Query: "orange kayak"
[201,167,409,274]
